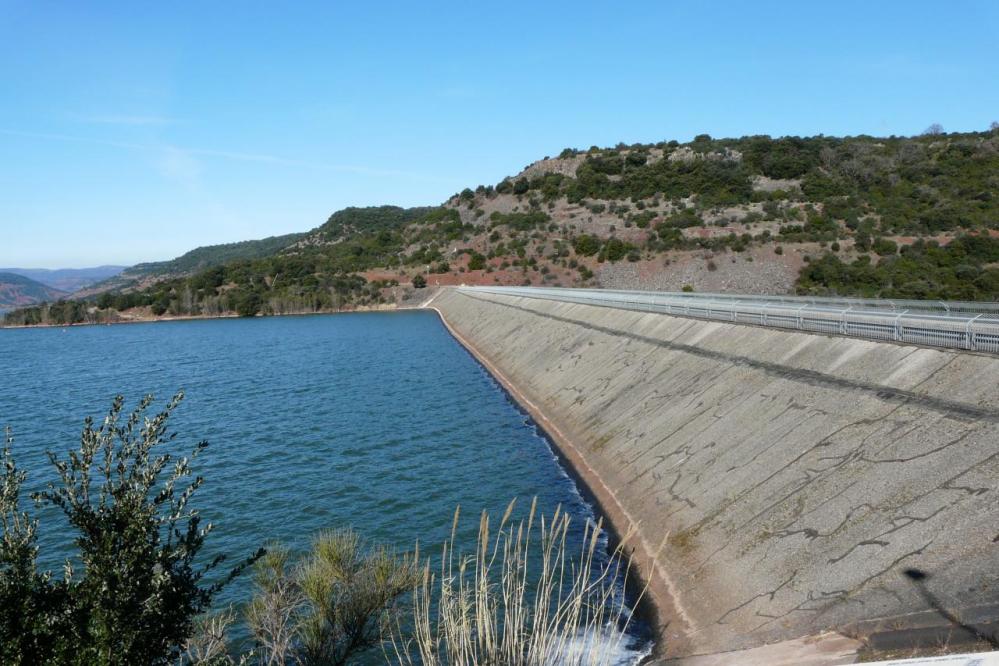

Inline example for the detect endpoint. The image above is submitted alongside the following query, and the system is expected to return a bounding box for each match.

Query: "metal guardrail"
[594,288,999,316]
[457,286,999,355]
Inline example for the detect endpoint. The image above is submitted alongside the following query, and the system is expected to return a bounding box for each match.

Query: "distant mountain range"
[0,266,126,293]
[0,272,69,310]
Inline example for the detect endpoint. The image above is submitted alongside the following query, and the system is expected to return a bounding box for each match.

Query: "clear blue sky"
[2,1,997,268]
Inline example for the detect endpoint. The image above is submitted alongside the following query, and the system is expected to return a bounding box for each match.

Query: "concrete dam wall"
[429,288,999,660]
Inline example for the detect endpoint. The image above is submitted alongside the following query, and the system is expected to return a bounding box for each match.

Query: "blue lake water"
[0,310,649,660]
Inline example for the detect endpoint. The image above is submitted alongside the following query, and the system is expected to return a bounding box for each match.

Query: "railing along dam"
[457,286,999,354]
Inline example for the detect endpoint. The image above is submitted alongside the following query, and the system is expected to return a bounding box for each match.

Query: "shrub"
[467,253,486,271]
[855,230,872,252]
[411,274,426,289]
[0,394,262,665]
[873,238,898,256]
[248,531,417,665]
[602,238,631,262]
[573,235,601,257]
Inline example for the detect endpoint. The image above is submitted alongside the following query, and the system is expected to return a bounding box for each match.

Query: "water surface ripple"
[0,311,648,659]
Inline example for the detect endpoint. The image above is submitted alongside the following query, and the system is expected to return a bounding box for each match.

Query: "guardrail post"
[967,314,983,351]
[894,310,908,342]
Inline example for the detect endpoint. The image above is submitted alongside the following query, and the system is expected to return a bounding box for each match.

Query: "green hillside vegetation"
[4,127,999,326]
[129,232,308,276]
[310,205,435,243]
[798,235,999,300]
[80,232,310,296]
[517,131,999,235]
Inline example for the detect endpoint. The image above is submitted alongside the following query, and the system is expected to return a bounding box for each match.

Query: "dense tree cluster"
[798,235,999,300]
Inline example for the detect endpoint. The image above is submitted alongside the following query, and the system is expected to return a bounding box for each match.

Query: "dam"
[427,286,999,663]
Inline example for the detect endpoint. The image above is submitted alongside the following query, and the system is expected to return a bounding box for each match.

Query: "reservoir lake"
[0,310,649,659]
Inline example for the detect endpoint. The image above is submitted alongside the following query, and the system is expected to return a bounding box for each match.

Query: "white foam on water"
[548,624,654,666]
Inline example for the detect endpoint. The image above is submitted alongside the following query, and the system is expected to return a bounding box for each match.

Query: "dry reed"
[390,498,648,665]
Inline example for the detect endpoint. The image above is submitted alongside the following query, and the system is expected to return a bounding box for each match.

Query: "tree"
[0,394,262,665]
[234,290,262,317]
[411,274,426,289]
[923,123,944,136]
[0,428,75,664]
[151,293,171,316]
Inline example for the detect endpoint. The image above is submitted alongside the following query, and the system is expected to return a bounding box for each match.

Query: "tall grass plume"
[391,498,648,665]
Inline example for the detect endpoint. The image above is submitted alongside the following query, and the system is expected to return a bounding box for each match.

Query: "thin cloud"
[0,128,451,182]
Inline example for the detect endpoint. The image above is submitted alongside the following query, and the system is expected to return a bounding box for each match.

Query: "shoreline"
[424,295,677,661]
[0,303,410,330]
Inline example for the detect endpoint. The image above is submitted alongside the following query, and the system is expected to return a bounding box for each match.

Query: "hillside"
[5,127,999,326]
[85,232,308,295]
[0,266,125,293]
[297,205,435,246]
[0,272,68,310]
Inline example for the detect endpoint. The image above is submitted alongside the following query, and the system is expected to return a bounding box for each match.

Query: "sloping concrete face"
[431,289,999,659]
